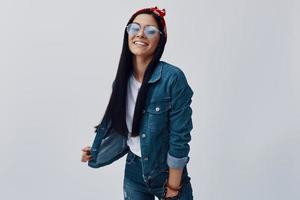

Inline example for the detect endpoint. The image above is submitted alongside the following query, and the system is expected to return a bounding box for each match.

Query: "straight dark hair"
[97,9,167,137]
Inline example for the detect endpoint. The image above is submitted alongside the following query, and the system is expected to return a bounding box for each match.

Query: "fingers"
[81,154,92,162]
[82,146,91,152]
[81,146,92,162]
[82,146,91,155]
[81,153,92,162]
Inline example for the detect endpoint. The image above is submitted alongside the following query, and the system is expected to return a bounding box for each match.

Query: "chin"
[131,49,149,57]
[133,52,146,56]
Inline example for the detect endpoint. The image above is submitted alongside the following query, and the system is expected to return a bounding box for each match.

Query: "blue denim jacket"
[88,61,193,181]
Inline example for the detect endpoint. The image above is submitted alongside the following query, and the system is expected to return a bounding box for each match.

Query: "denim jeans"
[123,150,193,200]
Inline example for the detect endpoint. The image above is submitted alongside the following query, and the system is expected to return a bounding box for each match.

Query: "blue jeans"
[123,150,193,200]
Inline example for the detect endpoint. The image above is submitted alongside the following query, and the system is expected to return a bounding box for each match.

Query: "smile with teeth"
[134,41,148,47]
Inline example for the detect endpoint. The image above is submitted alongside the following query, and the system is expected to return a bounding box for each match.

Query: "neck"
[132,56,153,83]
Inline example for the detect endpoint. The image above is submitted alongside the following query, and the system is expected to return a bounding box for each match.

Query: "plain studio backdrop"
[0,0,299,199]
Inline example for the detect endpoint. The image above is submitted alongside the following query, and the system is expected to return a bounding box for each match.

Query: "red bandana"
[150,6,166,18]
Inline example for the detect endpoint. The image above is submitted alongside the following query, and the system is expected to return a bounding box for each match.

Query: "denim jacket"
[88,61,194,182]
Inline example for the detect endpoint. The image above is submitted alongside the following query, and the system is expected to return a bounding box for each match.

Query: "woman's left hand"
[165,187,179,198]
[161,185,180,200]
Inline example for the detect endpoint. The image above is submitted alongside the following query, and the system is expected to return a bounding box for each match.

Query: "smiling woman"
[127,15,161,60]
[81,6,194,200]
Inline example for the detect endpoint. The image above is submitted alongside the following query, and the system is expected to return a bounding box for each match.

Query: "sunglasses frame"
[126,22,163,38]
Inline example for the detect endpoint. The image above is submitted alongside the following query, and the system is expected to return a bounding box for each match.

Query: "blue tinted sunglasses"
[126,22,162,38]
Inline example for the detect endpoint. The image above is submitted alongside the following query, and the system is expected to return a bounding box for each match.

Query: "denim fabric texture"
[123,150,193,200]
[88,61,194,198]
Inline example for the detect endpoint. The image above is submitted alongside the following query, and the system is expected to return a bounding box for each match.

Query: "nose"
[136,27,145,38]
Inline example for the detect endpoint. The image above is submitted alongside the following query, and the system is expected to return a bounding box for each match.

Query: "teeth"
[134,41,147,46]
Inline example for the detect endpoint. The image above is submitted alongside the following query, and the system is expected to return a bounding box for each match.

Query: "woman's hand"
[165,188,179,198]
[162,179,181,200]
[81,146,92,162]
[163,168,182,199]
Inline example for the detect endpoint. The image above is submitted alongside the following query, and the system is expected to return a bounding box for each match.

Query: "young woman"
[81,7,194,200]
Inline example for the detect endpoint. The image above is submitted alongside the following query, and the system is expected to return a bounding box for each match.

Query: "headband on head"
[150,6,166,18]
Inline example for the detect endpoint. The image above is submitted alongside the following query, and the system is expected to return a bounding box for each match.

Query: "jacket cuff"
[167,152,189,169]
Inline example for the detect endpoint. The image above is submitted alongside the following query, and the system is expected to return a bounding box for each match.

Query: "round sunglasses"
[126,22,162,38]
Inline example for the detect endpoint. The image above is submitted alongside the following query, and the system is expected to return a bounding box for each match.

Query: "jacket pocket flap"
[146,99,172,114]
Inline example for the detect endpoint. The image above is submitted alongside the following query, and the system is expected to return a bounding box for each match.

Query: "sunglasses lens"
[144,26,158,37]
[126,23,160,38]
[127,23,140,35]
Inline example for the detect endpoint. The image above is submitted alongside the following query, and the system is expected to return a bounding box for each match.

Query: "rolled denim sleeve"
[167,69,194,169]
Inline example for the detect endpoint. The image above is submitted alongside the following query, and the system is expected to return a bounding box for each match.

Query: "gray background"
[1,0,299,199]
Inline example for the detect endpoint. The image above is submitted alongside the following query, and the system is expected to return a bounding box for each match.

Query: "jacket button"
[142,134,146,138]
[142,109,145,114]
[155,107,160,112]
[142,175,147,182]
[144,157,148,161]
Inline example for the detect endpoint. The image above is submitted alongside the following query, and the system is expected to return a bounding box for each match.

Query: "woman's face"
[128,14,161,59]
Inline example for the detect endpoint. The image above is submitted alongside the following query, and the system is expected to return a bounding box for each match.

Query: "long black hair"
[97,8,167,137]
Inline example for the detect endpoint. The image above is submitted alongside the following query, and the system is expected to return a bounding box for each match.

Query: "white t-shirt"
[126,73,142,157]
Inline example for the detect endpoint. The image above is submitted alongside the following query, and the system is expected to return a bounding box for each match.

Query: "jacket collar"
[148,61,163,83]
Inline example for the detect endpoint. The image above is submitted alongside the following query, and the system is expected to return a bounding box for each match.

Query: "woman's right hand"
[81,146,92,162]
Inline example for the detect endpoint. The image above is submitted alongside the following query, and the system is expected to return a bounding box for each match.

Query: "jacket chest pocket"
[145,98,172,133]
